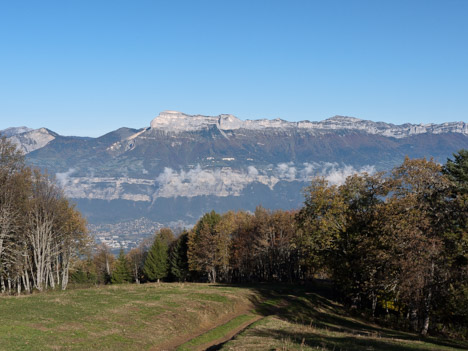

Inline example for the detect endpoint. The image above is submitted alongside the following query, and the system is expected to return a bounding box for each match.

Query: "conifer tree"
[169,231,189,282]
[111,248,131,284]
[444,149,468,193]
[143,236,168,283]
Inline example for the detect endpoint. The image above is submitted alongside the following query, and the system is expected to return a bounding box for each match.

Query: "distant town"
[87,217,191,252]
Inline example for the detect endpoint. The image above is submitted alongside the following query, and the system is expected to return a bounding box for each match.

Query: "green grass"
[1,282,467,351]
[221,286,468,351]
[0,283,255,351]
[188,292,229,303]
[177,313,257,351]
[222,316,468,351]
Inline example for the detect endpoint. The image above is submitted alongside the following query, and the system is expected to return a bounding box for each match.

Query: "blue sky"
[1,0,467,137]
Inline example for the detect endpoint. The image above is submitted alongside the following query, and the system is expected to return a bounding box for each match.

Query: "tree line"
[0,137,90,294]
[73,151,468,337]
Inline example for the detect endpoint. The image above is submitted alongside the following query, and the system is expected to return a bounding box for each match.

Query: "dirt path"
[152,302,255,351]
[154,294,288,351]
[190,298,290,351]
[196,314,264,351]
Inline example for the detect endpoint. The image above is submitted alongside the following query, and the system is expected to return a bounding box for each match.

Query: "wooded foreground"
[84,152,468,338]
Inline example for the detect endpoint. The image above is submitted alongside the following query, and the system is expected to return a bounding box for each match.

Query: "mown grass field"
[0,283,255,351]
[1,282,467,351]
[221,286,468,351]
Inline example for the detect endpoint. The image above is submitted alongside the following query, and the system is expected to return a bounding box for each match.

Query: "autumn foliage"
[0,137,91,294]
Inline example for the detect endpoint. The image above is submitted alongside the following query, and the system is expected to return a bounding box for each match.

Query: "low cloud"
[56,168,76,188]
[154,162,376,198]
[55,162,376,200]
[323,165,358,185]
[155,165,258,198]
[275,162,297,181]
[296,162,375,185]
[247,166,259,177]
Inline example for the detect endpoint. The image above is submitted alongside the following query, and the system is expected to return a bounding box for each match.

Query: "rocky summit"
[3,112,468,249]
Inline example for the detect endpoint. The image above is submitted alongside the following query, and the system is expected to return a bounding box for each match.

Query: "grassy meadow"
[0,283,255,351]
[220,286,468,351]
[1,282,467,351]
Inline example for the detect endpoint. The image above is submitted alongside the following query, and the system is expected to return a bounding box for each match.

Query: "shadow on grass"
[210,282,468,351]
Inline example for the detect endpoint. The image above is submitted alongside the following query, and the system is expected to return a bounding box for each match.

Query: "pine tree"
[444,149,468,193]
[143,237,168,283]
[169,232,189,282]
[111,248,132,284]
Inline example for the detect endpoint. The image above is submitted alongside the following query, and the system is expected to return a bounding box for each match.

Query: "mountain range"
[3,111,468,247]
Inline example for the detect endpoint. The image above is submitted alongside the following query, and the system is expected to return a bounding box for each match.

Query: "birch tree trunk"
[27,211,54,291]
[61,247,72,290]
[421,261,435,336]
